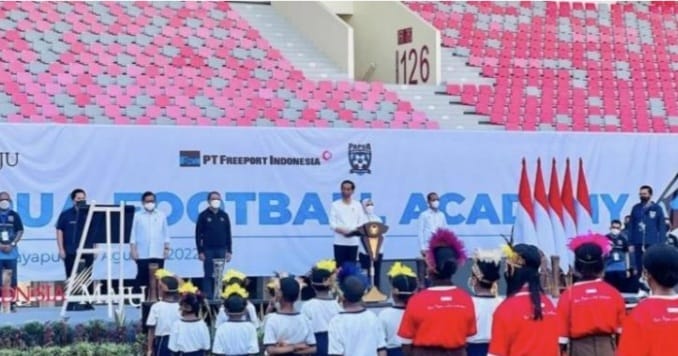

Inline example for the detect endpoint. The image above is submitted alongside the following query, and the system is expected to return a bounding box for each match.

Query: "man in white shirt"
[416,192,446,282]
[130,191,170,299]
[329,180,367,267]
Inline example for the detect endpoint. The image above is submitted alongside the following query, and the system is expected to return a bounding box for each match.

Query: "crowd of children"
[144,228,678,356]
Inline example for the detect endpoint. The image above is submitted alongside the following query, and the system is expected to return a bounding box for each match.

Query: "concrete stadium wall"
[347,1,441,85]
[272,1,355,79]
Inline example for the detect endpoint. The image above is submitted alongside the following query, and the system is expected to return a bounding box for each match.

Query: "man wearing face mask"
[416,192,446,283]
[604,219,635,293]
[628,185,667,273]
[195,191,232,300]
[56,188,94,308]
[130,191,170,300]
[0,191,24,313]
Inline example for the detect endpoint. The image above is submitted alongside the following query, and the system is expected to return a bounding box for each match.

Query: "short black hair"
[427,192,438,202]
[180,292,205,315]
[340,180,355,190]
[70,188,85,200]
[279,277,300,303]
[161,277,179,296]
[207,191,220,201]
[341,275,366,303]
[390,274,417,304]
[475,261,501,289]
[223,294,247,314]
[640,185,653,195]
[644,244,678,288]
[574,243,605,280]
[432,246,458,279]
[310,268,332,292]
[610,219,622,226]
[142,191,155,202]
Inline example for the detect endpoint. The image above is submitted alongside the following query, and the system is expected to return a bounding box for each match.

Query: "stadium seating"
[408,1,678,132]
[0,1,435,129]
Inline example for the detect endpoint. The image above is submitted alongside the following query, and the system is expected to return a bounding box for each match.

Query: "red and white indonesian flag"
[549,159,570,270]
[575,158,594,235]
[513,159,538,246]
[534,159,556,259]
[561,159,578,246]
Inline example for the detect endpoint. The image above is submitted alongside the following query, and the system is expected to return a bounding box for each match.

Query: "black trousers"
[64,253,94,295]
[604,270,638,294]
[136,258,165,298]
[333,245,358,268]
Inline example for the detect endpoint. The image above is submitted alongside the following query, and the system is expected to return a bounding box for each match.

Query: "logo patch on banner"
[179,151,201,167]
[348,143,372,175]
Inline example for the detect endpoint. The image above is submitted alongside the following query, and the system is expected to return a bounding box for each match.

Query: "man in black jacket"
[628,185,667,270]
[195,191,232,300]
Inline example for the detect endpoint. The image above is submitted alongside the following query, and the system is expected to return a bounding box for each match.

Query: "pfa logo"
[348,143,372,175]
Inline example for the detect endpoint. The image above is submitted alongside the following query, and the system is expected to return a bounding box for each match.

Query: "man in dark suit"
[628,185,667,271]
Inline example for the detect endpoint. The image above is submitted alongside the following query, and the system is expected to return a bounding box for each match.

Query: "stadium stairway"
[230,2,348,81]
[232,2,499,130]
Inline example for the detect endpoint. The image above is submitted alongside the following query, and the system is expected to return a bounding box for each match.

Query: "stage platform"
[0,305,142,326]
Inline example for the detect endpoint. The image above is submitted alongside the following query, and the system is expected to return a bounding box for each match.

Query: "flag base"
[363,286,387,303]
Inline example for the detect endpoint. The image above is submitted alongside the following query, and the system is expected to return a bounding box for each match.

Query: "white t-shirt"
[328,309,386,356]
[378,306,410,349]
[215,302,260,329]
[212,320,259,355]
[329,199,367,246]
[467,295,503,344]
[301,297,343,333]
[263,312,316,347]
[146,301,181,336]
[168,319,211,353]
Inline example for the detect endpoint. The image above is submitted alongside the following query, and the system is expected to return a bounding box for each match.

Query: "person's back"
[557,279,625,340]
[328,309,386,356]
[617,296,678,356]
[618,244,678,356]
[490,292,560,356]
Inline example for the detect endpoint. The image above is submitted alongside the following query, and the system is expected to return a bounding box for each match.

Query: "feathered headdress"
[221,283,249,299]
[178,281,199,295]
[567,232,612,256]
[426,228,467,270]
[222,269,247,284]
[501,234,524,268]
[387,262,417,279]
[315,259,337,273]
[471,249,503,295]
[154,268,173,280]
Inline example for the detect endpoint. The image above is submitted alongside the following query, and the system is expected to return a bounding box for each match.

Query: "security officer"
[55,188,94,309]
[604,219,635,293]
[0,191,24,312]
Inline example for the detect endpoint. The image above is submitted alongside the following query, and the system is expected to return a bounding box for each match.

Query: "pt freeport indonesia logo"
[179,150,325,167]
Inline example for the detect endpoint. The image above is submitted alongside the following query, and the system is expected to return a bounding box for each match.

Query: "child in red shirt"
[398,229,476,356]
[618,244,678,356]
[557,233,625,356]
[488,243,559,356]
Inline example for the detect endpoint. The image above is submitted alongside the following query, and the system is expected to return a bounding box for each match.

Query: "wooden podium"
[352,222,388,303]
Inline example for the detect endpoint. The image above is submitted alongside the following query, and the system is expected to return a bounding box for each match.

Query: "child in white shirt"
[212,284,259,356]
[146,270,181,356]
[379,262,418,356]
[466,249,503,356]
[168,282,211,356]
[263,276,316,355]
[215,269,261,329]
[328,263,387,356]
[301,260,342,356]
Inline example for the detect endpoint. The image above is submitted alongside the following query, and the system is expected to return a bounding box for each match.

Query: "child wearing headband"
[466,249,503,356]
[146,269,181,356]
[301,260,342,356]
[168,282,211,356]
[212,284,259,356]
[379,262,417,356]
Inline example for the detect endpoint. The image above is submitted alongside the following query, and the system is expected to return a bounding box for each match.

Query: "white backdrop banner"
[0,124,676,281]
